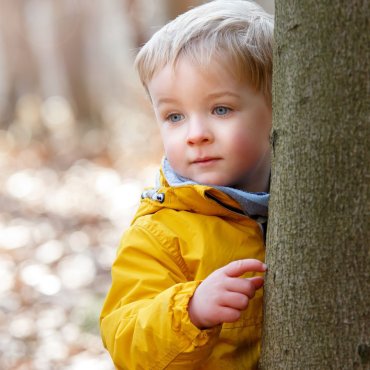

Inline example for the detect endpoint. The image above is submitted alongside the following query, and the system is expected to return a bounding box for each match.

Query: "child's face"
[147,57,272,191]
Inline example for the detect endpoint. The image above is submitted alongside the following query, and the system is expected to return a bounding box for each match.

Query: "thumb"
[223,259,267,278]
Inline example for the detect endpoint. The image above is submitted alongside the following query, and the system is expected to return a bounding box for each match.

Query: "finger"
[223,259,267,278]
[248,276,264,289]
[224,277,256,298]
[219,291,249,311]
[218,306,242,324]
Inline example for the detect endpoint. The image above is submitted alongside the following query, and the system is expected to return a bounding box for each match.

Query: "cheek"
[231,131,268,160]
[160,126,186,158]
[160,128,171,152]
[162,138,182,166]
[231,131,256,153]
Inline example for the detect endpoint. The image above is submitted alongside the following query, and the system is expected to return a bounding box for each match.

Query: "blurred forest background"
[0,0,273,369]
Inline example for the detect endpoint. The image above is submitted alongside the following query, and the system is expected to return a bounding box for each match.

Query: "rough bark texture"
[260,1,369,369]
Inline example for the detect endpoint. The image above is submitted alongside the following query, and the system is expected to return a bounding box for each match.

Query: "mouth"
[191,157,221,165]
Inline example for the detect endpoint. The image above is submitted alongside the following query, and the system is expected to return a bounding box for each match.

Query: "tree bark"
[260,1,369,369]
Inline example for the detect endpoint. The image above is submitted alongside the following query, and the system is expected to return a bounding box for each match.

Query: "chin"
[197,176,229,187]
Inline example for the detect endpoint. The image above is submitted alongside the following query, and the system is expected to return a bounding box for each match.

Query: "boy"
[100,1,273,369]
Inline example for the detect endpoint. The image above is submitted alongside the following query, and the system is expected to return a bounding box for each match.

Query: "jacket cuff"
[170,281,220,347]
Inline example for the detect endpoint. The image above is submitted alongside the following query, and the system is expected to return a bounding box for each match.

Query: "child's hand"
[188,259,267,329]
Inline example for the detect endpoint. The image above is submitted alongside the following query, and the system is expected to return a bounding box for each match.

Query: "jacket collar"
[160,158,269,221]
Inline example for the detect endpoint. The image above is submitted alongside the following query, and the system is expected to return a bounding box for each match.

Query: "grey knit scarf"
[161,158,269,221]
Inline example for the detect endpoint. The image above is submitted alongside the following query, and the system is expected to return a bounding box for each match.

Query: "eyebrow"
[206,91,240,99]
[155,97,178,106]
[155,91,240,106]
[206,91,241,99]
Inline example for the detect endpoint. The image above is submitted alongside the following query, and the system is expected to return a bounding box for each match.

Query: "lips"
[192,157,221,164]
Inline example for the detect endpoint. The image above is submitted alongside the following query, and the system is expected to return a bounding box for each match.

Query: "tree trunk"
[165,0,202,20]
[53,1,95,126]
[0,0,40,127]
[260,1,369,369]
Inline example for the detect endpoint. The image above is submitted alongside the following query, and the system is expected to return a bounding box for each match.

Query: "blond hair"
[135,0,274,104]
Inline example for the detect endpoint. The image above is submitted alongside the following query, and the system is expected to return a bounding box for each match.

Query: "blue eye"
[168,113,184,123]
[213,106,230,116]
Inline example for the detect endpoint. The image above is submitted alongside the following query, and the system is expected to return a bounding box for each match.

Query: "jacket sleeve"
[100,222,221,370]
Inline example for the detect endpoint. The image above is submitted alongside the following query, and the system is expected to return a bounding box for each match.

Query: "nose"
[186,117,213,145]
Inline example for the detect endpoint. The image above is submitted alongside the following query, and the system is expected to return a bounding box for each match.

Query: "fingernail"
[263,263,268,270]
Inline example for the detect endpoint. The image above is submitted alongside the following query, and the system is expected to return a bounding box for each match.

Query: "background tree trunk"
[53,1,94,126]
[0,0,40,127]
[260,1,369,369]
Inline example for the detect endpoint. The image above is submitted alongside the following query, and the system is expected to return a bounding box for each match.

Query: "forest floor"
[0,110,161,369]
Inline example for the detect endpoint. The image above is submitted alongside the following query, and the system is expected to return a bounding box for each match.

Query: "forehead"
[146,55,267,111]
[150,55,244,87]
[147,57,241,98]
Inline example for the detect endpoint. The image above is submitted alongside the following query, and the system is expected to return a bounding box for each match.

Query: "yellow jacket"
[100,170,265,370]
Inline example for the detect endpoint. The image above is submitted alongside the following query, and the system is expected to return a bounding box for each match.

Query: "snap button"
[155,193,165,203]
